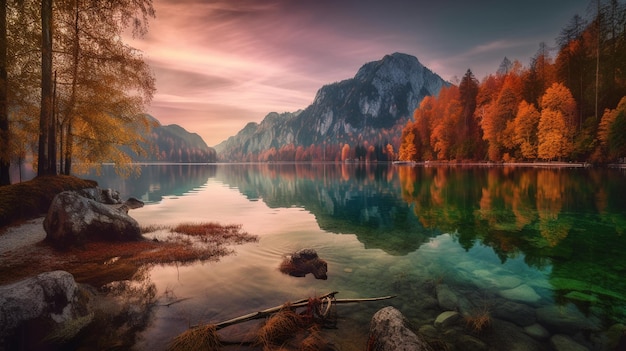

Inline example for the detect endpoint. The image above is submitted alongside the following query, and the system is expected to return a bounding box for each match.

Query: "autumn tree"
[537,83,577,160]
[458,69,481,159]
[430,86,462,160]
[597,96,626,161]
[481,86,519,161]
[398,122,417,161]
[54,0,155,175]
[513,100,541,160]
[413,96,435,160]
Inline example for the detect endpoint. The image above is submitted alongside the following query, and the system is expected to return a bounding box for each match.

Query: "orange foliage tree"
[513,101,541,160]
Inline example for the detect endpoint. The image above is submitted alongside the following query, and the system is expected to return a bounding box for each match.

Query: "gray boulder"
[77,187,122,205]
[0,271,92,345]
[368,306,433,351]
[44,191,141,247]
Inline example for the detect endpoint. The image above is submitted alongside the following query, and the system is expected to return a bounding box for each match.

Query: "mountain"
[134,115,217,162]
[215,53,449,162]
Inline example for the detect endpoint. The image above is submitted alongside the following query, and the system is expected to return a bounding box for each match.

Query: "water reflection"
[211,164,626,323]
[84,164,216,203]
[213,163,438,256]
[91,163,626,327]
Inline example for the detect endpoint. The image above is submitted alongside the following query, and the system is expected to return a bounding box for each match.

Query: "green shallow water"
[86,163,626,350]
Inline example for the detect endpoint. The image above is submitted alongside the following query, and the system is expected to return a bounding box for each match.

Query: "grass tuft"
[464,306,492,334]
[167,324,221,351]
[256,307,303,348]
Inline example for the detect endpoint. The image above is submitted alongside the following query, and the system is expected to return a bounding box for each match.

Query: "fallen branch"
[211,291,395,330]
[170,292,395,351]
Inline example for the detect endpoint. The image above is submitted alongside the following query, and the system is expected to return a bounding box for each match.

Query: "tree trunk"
[64,121,73,175]
[38,0,53,176]
[48,71,57,174]
[0,0,10,185]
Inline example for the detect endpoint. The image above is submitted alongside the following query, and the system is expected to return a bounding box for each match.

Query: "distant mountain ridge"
[215,53,449,162]
[136,115,217,162]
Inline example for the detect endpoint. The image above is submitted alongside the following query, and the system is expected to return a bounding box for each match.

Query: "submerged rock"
[491,300,536,327]
[536,304,602,334]
[368,306,433,351]
[434,311,461,329]
[279,249,328,280]
[498,284,541,303]
[550,334,590,351]
[436,284,459,310]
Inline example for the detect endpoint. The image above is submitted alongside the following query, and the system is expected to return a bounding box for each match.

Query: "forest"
[399,1,626,164]
[0,0,156,185]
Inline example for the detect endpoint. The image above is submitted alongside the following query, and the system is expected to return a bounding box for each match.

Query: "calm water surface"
[87,163,626,350]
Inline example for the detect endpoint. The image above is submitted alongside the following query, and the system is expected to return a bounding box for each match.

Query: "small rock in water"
[550,334,590,351]
[524,323,550,340]
[436,284,459,310]
[434,311,461,329]
[343,268,353,273]
[498,284,541,303]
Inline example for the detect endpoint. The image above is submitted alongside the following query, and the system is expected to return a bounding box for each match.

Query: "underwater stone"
[536,305,602,334]
[491,300,536,327]
[523,323,550,340]
[456,334,488,351]
[550,334,590,351]
[498,284,541,303]
[434,311,460,329]
[436,284,459,310]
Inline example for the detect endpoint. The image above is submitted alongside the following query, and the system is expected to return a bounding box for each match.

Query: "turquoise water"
[87,163,626,350]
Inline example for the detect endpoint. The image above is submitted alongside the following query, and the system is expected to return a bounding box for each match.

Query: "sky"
[125,0,591,147]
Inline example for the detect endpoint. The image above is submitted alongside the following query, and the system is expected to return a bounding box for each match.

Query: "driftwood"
[202,291,395,330]
[170,292,395,351]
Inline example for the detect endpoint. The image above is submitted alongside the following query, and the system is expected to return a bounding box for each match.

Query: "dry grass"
[167,324,221,351]
[464,306,492,334]
[0,222,258,287]
[256,307,304,348]
[300,327,327,351]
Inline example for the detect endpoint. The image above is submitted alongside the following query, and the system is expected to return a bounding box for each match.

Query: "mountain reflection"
[85,164,217,203]
[214,163,438,255]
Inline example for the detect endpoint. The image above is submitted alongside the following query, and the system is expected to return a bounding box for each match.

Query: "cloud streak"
[125,0,590,146]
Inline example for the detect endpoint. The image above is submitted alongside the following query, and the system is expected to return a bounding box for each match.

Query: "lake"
[86,163,626,350]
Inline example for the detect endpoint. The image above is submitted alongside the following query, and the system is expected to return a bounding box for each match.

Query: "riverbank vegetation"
[0,222,258,287]
[0,0,156,186]
[399,2,626,163]
[0,175,96,227]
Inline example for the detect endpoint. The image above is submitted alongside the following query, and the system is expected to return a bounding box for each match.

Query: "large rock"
[44,191,142,247]
[0,271,92,346]
[77,187,122,205]
[367,306,433,351]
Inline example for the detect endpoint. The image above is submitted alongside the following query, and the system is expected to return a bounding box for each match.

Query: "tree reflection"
[212,163,626,320]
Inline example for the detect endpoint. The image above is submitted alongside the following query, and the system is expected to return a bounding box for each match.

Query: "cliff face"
[215,53,449,161]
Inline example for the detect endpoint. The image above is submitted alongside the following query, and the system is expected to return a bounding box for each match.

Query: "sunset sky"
[126,0,590,147]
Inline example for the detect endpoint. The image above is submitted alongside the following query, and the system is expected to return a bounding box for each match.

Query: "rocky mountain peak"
[215,53,449,161]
